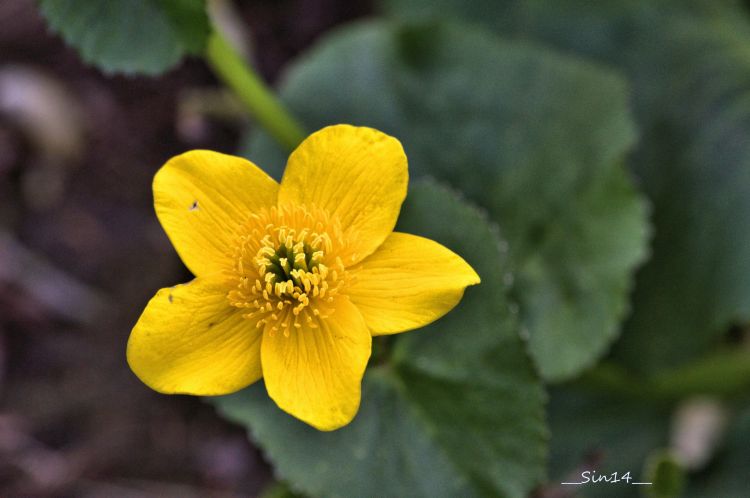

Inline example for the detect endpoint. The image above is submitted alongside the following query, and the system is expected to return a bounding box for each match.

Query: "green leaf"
[38,0,210,75]
[612,16,750,372]
[241,21,649,381]
[383,0,750,375]
[210,181,547,498]
[381,0,741,39]
[160,0,212,54]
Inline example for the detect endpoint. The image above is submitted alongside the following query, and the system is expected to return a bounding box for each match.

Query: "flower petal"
[278,125,408,265]
[347,232,481,335]
[127,278,263,395]
[154,150,279,277]
[261,296,372,431]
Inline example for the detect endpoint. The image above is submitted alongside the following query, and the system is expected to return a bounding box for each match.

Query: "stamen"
[226,204,349,338]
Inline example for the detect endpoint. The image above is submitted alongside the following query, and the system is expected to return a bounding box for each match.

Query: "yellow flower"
[127,125,480,431]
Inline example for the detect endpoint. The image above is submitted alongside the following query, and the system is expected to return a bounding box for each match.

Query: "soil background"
[0,1,369,496]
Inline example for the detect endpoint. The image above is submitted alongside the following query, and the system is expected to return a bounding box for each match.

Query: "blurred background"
[0,0,369,495]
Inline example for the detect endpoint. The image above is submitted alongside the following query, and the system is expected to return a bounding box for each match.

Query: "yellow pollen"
[227,205,348,337]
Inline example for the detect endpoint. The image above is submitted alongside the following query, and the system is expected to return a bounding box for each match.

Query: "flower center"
[227,205,347,337]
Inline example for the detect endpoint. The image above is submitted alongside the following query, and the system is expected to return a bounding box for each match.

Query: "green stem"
[651,348,750,397]
[205,30,306,151]
[578,348,750,400]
